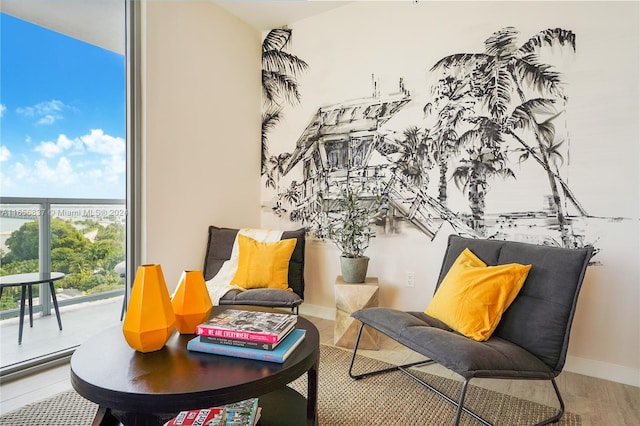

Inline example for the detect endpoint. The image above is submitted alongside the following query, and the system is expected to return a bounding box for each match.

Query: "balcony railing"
[1,197,127,373]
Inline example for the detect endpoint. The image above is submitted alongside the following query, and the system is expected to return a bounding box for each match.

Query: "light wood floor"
[1,314,639,425]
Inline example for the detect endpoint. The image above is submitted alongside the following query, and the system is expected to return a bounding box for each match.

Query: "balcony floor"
[1,296,124,368]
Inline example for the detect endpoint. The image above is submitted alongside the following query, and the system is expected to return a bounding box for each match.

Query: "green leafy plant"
[326,184,380,258]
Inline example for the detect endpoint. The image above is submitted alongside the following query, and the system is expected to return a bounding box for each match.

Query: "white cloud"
[37,115,57,125]
[35,157,77,185]
[0,162,36,192]
[3,129,126,198]
[102,155,126,182]
[17,99,66,125]
[0,104,6,118]
[0,146,10,162]
[35,134,81,158]
[35,130,125,160]
[81,129,125,156]
[13,162,31,180]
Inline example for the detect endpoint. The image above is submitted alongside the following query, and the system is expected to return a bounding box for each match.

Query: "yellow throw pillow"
[424,248,531,341]
[231,234,297,290]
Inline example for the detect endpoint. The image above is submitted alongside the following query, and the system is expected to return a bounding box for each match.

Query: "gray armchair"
[349,234,592,425]
[203,226,306,314]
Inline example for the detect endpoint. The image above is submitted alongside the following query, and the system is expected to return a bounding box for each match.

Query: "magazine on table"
[163,398,260,426]
[199,326,294,350]
[163,407,226,426]
[188,328,306,363]
[195,309,297,344]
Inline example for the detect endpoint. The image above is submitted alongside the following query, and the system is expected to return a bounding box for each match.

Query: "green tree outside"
[0,218,125,311]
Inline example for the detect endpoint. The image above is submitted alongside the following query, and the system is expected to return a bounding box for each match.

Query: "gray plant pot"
[340,256,369,283]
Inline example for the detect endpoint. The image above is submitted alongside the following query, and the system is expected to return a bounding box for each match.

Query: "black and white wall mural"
[256,1,639,382]
[261,15,633,260]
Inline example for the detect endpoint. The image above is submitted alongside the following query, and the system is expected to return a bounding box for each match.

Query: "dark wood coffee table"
[70,306,319,426]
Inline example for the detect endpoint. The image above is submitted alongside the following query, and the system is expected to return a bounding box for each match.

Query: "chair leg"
[534,378,565,426]
[349,323,566,426]
[399,369,491,426]
[453,379,470,426]
[348,322,433,380]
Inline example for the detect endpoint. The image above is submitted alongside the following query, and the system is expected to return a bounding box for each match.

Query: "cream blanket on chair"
[205,228,284,305]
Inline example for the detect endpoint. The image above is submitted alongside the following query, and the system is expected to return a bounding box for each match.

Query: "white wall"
[138,0,639,386]
[141,2,262,289]
[262,1,640,386]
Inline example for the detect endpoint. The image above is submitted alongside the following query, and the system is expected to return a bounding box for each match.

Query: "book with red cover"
[187,328,306,363]
[199,326,293,350]
[163,407,226,426]
[195,309,297,344]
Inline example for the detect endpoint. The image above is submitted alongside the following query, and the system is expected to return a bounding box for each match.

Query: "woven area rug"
[0,344,581,425]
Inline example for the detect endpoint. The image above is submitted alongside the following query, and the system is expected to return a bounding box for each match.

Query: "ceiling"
[213,1,349,31]
[0,1,348,55]
[0,0,126,54]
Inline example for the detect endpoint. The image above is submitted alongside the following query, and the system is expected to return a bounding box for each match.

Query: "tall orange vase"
[171,270,213,334]
[122,264,176,352]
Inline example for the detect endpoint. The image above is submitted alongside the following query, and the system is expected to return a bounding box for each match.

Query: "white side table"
[334,276,380,350]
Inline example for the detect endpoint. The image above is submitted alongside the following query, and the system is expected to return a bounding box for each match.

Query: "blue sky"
[0,12,125,199]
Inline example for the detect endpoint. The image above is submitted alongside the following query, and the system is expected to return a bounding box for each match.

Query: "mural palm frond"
[430,53,487,72]
[519,28,576,54]
[547,139,566,168]
[487,68,513,118]
[537,120,557,146]
[452,166,471,191]
[261,27,308,177]
[261,108,281,173]
[262,70,302,105]
[484,26,520,57]
[262,27,292,52]
[508,98,556,130]
[262,50,309,76]
[513,54,562,95]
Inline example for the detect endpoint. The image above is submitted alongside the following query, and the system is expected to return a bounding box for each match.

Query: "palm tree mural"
[425,75,474,206]
[430,26,578,243]
[508,100,576,246]
[393,126,432,189]
[262,24,594,250]
[452,117,515,234]
[265,152,292,215]
[261,27,308,175]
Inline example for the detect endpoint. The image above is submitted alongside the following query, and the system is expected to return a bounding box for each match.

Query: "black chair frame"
[348,323,566,426]
[347,235,592,426]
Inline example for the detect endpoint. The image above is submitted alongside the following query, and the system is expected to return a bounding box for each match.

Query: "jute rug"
[0,344,581,425]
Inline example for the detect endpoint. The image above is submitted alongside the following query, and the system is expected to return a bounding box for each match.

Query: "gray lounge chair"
[349,234,593,425]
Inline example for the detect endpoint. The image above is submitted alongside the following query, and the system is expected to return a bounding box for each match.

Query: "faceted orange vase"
[171,270,213,334]
[123,264,176,352]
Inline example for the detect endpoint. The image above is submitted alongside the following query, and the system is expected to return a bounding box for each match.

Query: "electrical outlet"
[406,271,415,288]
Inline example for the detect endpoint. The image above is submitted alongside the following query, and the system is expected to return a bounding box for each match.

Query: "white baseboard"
[299,303,335,320]
[565,355,640,387]
[300,303,639,388]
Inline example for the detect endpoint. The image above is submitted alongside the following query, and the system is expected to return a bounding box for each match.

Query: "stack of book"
[187,309,306,363]
[163,397,261,426]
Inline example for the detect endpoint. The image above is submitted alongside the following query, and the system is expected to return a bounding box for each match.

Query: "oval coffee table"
[70,306,319,426]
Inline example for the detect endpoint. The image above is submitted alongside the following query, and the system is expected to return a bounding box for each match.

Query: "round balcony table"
[0,272,64,344]
[71,305,319,426]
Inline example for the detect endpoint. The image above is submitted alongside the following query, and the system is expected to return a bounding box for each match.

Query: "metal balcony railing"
[0,197,127,320]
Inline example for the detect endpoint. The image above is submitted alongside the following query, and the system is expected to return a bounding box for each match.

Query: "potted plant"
[326,184,380,283]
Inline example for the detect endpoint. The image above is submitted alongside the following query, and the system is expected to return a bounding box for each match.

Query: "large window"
[0,1,136,375]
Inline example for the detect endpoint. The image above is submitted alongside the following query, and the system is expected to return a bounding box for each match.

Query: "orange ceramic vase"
[122,264,176,352]
[171,270,213,334]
